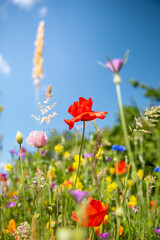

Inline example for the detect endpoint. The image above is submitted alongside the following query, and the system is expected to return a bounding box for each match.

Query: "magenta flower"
[83,153,93,158]
[6,202,16,208]
[70,190,89,203]
[99,233,110,240]
[155,229,160,235]
[10,150,15,154]
[50,182,56,191]
[26,131,47,148]
[41,150,46,156]
[106,59,123,73]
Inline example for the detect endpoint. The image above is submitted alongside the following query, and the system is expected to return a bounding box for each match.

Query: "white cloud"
[39,6,48,17]
[0,54,11,75]
[11,0,40,10]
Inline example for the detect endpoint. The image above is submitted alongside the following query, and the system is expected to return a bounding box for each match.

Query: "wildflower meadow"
[1,17,160,240]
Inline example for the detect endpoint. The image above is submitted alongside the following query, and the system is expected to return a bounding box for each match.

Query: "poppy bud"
[113,73,121,84]
[16,131,23,145]
[131,171,139,182]
[115,207,124,217]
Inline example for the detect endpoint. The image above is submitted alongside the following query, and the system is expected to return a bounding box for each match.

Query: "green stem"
[20,144,26,220]
[74,121,85,189]
[115,78,136,172]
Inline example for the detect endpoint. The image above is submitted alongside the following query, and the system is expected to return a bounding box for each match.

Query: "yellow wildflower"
[64,151,70,159]
[74,154,85,164]
[107,184,112,193]
[104,215,109,224]
[128,195,137,207]
[127,179,134,187]
[89,157,92,162]
[109,167,115,175]
[75,181,83,190]
[111,206,116,212]
[145,175,151,183]
[46,167,55,179]
[5,163,12,171]
[54,144,63,154]
[111,182,117,190]
[106,176,112,183]
[95,147,103,160]
[137,169,143,180]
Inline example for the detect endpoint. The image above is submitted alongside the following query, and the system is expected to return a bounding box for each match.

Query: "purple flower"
[112,145,126,152]
[17,151,26,160]
[70,190,89,203]
[10,150,15,154]
[6,202,16,208]
[155,229,160,235]
[41,150,46,156]
[50,182,56,191]
[106,59,123,73]
[107,157,112,162]
[2,173,7,178]
[99,233,110,240]
[83,153,93,158]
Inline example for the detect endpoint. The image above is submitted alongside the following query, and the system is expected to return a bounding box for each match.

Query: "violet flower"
[41,150,46,156]
[26,131,47,148]
[50,182,56,191]
[155,229,160,235]
[17,151,26,160]
[99,233,110,240]
[70,190,89,203]
[106,59,123,73]
[10,150,15,155]
[6,202,16,208]
[83,153,93,158]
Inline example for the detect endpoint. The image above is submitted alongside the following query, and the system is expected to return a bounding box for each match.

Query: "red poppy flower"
[72,199,108,227]
[114,161,129,174]
[64,97,108,130]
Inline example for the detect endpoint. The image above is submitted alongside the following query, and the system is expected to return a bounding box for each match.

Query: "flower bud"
[131,171,139,182]
[115,207,124,217]
[113,73,121,84]
[16,131,23,145]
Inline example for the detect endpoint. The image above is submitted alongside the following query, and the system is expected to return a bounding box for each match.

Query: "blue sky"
[0,0,160,165]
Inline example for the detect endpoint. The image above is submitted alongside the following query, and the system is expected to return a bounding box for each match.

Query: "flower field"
[0,21,160,240]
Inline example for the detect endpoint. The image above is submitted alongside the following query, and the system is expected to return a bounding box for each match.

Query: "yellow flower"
[109,167,115,175]
[54,144,63,154]
[74,154,85,164]
[107,184,112,193]
[64,151,70,159]
[137,169,143,180]
[127,179,134,187]
[89,157,92,162]
[5,163,12,171]
[73,162,79,170]
[46,167,55,179]
[145,175,151,183]
[106,176,112,183]
[104,214,109,224]
[95,147,103,160]
[111,206,116,212]
[111,182,117,190]
[75,181,83,190]
[128,195,137,207]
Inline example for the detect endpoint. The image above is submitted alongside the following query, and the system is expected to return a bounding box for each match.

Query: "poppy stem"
[74,121,85,190]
